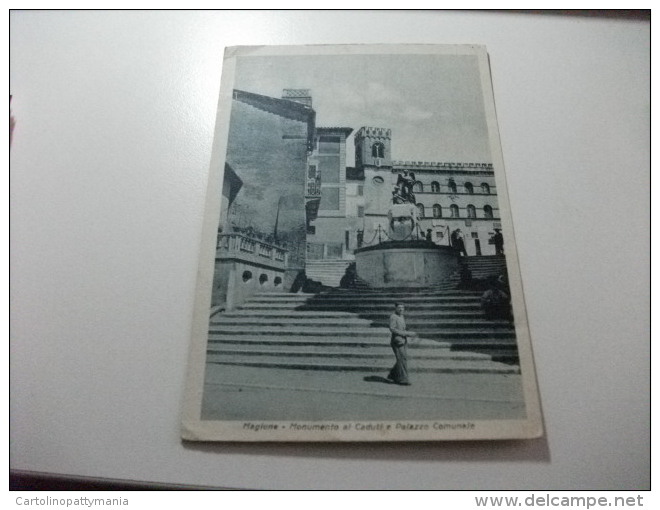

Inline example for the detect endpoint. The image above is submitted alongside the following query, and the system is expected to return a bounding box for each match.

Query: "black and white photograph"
[182,44,542,441]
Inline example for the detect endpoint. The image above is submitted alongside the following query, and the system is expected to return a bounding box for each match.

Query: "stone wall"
[211,92,311,309]
[224,97,309,270]
[355,242,459,287]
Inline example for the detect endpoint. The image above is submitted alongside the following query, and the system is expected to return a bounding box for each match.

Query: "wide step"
[207,345,490,360]
[207,355,519,374]
[208,283,520,373]
[208,336,451,348]
[208,326,391,336]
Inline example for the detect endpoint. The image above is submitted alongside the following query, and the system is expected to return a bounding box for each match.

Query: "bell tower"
[354,127,393,234]
[354,127,392,171]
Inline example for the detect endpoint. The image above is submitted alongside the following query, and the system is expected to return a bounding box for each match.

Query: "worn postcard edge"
[181,44,543,442]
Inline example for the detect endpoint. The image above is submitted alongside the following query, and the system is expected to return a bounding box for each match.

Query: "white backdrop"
[9,11,650,489]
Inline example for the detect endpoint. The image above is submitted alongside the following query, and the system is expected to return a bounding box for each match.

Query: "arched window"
[464,182,474,194]
[416,204,425,218]
[274,276,282,287]
[431,181,440,193]
[481,183,490,194]
[242,271,253,282]
[413,181,423,193]
[259,274,268,285]
[450,204,460,218]
[483,205,494,218]
[371,142,385,158]
[448,179,457,194]
[432,204,442,218]
[467,204,476,218]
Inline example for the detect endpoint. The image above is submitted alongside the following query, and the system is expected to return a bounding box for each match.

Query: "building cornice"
[317,127,354,136]
[393,161,493,169]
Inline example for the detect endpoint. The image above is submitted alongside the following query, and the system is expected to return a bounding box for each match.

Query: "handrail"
[217,232,288,257]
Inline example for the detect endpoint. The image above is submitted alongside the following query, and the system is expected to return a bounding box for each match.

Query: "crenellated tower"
[354,126,392,171]
[354,127,393,231]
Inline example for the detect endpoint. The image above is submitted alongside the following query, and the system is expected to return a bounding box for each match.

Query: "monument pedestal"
[356,192,458,288]
[355,241,458,288]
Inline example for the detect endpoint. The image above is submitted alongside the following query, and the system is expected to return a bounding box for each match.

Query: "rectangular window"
[306,243,324,260]
[436,232,444,239]
[357,206,364,217]
[471,232,479,239]
[326,243,343,258]
[308,165,317,179]
[357,185,364,196]
[319,136,340,153]
[319,156,340,183]
[320,187,340,210]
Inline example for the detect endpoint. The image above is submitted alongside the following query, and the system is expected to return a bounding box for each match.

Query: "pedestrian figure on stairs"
[480,275,511,320]
[491,228,504,255]
[457,261,474,290]
[339,262,357,288]
[451,228,468,257]
[387,303,417,386]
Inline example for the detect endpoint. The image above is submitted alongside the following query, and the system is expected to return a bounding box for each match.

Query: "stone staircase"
[207,285,519,374]
[462,255,508,280]
[304,259,352,287]
[297,288,517,363]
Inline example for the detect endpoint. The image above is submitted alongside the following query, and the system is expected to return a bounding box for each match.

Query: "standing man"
[492,228,504,255]
[451,228,468,257]
[387,303,417,386]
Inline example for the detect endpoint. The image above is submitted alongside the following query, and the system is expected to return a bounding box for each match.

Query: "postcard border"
[182,44,543,442]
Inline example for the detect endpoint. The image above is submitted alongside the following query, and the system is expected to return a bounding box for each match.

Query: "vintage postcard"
[182,44,542,441]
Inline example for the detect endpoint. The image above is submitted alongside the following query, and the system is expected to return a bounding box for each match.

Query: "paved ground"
[201,363,527,422]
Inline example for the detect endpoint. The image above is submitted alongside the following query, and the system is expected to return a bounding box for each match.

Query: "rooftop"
[233,89,315,124]
[316,126,354,136]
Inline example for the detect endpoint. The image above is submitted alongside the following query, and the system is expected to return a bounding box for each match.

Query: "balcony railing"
[306,179,321,197]
[217,233,288,268]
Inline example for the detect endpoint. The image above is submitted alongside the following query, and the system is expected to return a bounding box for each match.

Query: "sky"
[232,51,493,165]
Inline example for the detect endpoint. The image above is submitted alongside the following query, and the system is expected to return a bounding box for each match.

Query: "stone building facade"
[212,89,314,310]
[214,87,504,308]
[389,160,500,256]
[307,124,502,258]
[305,126,354,260]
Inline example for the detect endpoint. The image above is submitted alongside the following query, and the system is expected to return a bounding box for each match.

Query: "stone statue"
[388,203,420,241]
[395,170,417,205]
[392,185,406,204]
[386,170,421,240]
